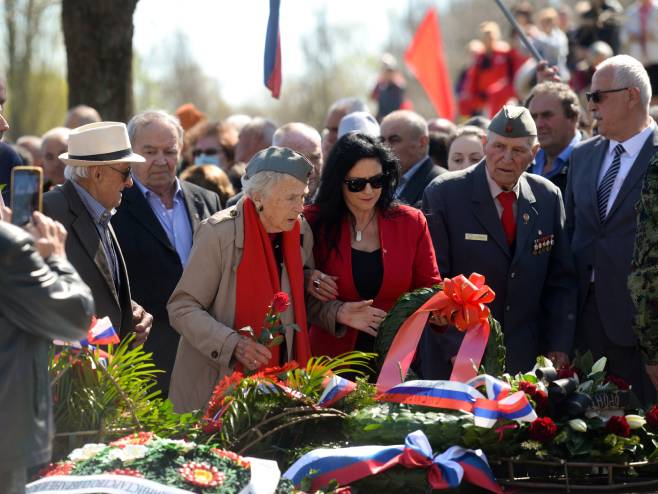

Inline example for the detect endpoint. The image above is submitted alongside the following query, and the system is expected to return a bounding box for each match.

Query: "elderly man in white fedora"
[43,121,152,343]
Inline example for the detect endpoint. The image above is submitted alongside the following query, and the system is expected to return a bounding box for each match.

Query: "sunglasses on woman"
[585,87,628,104]
[343,174,386,193]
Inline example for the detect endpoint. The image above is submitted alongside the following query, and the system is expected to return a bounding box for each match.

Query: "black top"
[352,248,383,354]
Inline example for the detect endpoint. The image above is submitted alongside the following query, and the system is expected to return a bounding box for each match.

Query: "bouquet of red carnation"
[239,291,299,348]
[528,416,558,442]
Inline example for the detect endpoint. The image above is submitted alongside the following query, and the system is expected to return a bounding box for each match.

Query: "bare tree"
[61,0,138,122]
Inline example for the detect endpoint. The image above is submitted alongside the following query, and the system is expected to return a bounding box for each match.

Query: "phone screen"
[11,169,42,225]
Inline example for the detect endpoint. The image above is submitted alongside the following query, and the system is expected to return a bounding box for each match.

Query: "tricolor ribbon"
[376,374,536,428]
[53,316,119,360]
[318,375,357,408]
[376,273,495,392]
[283,430,503,493]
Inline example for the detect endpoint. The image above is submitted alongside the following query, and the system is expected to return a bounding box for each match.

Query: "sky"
[132,0,421,106]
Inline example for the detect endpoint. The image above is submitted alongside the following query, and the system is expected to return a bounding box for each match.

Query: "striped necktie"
[597,143,625,222]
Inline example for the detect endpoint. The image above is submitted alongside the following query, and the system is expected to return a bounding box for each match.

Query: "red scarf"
[234,198,310,368]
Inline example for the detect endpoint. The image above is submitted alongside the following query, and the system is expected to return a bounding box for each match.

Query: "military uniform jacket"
[422,161,577,373]
[565,128,658,346]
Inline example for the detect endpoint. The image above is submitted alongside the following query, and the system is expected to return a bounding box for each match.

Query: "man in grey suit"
[381,110,446,208]
[43,122,152,343]
[421,106,577,375]
[566,55,658,404]
[0,211,94,494]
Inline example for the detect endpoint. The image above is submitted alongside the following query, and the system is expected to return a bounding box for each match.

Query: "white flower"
[108,444,148,463]
[159,438,195,453]
[626,415,647,430]
[569,419,587,433]
[68,443,107,462]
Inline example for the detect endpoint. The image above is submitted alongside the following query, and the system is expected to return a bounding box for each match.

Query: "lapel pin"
[522,213,530,224]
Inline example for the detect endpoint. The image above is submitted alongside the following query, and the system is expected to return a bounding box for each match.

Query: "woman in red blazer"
[305,132,441,357]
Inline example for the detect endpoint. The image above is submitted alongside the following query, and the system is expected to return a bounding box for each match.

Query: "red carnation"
[533,389,549,415]
[528,417,558,442]
[519,381,538,395]
[605,375,630,390]
[606,415,631,437]
[647,406,658,430]
[272,292,290,313]
[557,365,579,379]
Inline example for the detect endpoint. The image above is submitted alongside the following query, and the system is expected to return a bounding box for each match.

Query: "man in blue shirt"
[113,111,222,396]
[525,81,582,196]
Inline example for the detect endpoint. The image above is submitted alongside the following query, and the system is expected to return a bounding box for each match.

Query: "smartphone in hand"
[10,166,43,226]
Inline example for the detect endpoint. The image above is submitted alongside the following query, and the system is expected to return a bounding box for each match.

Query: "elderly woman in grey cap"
[167,146,381,412]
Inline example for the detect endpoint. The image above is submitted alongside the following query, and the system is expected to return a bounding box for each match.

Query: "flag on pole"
[404,8,455,120]
[264,0,282,98]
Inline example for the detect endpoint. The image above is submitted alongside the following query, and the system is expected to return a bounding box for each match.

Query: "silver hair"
[241,170,291,200]
[41,126,71,143]
[64,165,90,182]
[127,110,184,148]
[328,97,368,115]
[596,55,652,109]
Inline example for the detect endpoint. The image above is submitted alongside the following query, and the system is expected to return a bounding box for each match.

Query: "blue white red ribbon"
[85,316,120,346]
[318,375,357,408]
[283,430,503,492]
[376,374,536,428]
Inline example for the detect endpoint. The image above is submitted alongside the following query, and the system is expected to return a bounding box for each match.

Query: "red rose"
[557,365,579,379]
[272,292,290,313]
[606,415,631,437]
[533,389,549,416]
[528,417,558,442]
[647,406,658,430]
[519,381,538,395]
[605,375,630,390]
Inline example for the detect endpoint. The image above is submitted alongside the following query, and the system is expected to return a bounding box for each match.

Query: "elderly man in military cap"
[167,146,392,412]
[420,105,577,376]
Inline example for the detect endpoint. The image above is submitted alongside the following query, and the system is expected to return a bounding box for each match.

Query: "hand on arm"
[336,300,386,337]
[306,269,339,302]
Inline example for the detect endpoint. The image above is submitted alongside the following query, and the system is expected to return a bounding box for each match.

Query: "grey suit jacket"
[422,162,577,373]
[111,182,221,395]
[0,222,93,469]
[43,180,134,336]
[565,127,658,346]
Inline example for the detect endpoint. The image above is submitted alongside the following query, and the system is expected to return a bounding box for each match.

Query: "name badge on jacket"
[532,231,554,255]
[465,233,488,242]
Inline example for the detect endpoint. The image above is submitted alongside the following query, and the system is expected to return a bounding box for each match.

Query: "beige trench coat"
[167,198,341,412]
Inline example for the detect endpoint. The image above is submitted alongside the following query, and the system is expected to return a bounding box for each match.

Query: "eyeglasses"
[107,165,132,181]
[344,174,386,192]
[585,87,628,104]
[192,148,219,157]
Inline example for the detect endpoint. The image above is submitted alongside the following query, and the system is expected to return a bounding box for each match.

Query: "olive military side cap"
[245,146,312,183]
[488,105,537,138]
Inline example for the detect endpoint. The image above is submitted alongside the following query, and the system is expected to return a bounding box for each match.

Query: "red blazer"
[305,204,441,357]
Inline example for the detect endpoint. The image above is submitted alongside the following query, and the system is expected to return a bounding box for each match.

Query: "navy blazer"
[566,127,658,346]
[398,157,446,208]
[422,161,577,373]
[112,181,221,395]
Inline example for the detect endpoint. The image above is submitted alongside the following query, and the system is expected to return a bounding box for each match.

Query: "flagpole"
[493,0,543,62]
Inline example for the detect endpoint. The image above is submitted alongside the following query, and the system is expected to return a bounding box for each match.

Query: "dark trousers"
[0,468,26,494]
[577,284,656,406]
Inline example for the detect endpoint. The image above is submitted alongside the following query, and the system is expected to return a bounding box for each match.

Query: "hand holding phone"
[10,166,43,226]
[24,211,67,259]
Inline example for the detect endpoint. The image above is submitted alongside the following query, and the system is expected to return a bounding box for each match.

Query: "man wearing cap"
[380,110,446,208]
[167,146,388,412]
[43,122,153,343]
[566,55,658,404]
[420,105,577,375]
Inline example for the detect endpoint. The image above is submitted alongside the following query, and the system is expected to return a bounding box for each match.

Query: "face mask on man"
[194,153,221,166]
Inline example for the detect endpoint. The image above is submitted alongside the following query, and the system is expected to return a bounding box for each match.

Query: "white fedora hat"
[59,121,146,166]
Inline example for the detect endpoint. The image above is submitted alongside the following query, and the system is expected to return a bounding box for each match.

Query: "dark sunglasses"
[585,87,628,103]
[344,174,386,192]
[192,148,219,157]
[107,165,132,181]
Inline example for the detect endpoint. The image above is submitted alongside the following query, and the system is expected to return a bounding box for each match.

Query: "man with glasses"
[566,54,658,405]
[421,106,576,377]
[380,109,445,208]
[43,122,153,343]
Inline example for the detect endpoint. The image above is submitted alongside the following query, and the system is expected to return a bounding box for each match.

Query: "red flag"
[404,8,455,120]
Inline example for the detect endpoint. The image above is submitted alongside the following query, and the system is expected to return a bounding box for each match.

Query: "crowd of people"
[3,1,658,492]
